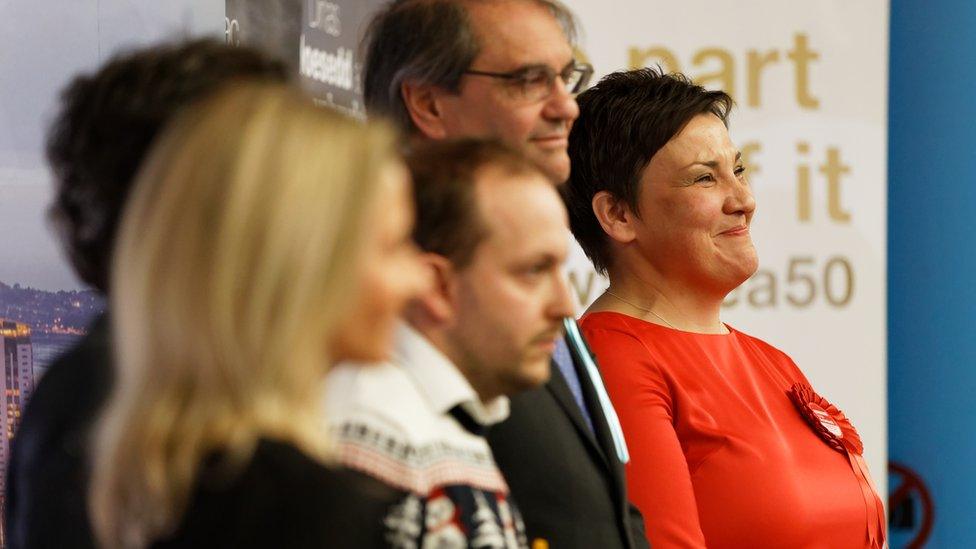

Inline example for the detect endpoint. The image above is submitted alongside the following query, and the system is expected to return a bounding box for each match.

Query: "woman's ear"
[592,190,638,244]
[401,80,449,140]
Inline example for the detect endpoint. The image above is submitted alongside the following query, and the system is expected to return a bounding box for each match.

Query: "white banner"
[562,0,889,495]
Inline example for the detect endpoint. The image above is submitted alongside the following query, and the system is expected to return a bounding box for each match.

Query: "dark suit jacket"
[5,314,110,549]
[487,334,649,549]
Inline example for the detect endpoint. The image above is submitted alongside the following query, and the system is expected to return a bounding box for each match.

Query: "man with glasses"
[361,2,648,547]
[363,0,589,185]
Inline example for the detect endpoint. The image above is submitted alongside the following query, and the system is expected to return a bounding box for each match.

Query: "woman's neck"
[591,267,729,334]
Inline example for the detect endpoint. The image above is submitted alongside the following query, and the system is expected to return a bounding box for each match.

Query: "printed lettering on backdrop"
[300,0,384,118]
[561,0,889,494]
[296,0,889,497]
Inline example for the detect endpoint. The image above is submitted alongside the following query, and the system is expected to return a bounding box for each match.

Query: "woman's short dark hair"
[406,138,540,268]
[362,0,578,133]
[46,39,288,294]
[564,67,734,275]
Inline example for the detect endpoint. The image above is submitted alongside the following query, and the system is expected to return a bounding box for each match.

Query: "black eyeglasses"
[464,61,594,102]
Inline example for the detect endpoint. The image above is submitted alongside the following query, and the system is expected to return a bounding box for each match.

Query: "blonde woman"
[89,83,427,548]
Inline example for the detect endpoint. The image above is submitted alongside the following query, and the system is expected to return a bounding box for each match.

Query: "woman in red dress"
[562,67,886,548]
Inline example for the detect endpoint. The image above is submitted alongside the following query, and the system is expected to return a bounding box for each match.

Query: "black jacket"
[155,439,398,548]
[487,333,649,549]
[6,314,111,549]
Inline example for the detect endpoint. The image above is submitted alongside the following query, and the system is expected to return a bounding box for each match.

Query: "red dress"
[580,312,885,549]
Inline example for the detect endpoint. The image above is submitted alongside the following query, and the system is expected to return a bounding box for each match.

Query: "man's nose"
[549,272,575,319]
[543,79,580,123]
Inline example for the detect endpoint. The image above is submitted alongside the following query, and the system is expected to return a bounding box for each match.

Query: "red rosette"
[788,383,863,455]
[789,383,885,547]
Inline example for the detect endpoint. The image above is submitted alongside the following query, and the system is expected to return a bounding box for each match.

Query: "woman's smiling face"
[629,112,758,295]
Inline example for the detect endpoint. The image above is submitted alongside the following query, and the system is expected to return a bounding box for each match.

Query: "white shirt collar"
[393,323,510,426]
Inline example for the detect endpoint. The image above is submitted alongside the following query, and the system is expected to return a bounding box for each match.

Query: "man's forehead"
[474,172,568,249]
[466,0,573,70]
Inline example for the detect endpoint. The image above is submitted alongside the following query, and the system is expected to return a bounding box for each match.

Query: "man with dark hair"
[6,39,288,548]
[326,139,573,547]
[361,2,648,548]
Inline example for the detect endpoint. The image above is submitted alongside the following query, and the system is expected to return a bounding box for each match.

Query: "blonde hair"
[90,83,397,548]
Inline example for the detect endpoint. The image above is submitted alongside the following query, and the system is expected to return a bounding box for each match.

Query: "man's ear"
[592,190,638,244]
[401,80,449,140]
[406,253,459,325]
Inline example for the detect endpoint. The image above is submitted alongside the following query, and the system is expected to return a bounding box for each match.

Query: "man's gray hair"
[362,0,579,133]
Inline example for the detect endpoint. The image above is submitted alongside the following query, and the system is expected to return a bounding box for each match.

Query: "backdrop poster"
[225,0,302,71]
[562,0,889,495]
[299,0,384,118]
[0,3,223,546]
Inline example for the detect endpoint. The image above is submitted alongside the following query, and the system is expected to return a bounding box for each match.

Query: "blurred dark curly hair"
[46,38,288,293]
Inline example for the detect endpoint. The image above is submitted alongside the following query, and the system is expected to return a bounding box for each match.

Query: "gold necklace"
[604,289,678,329]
